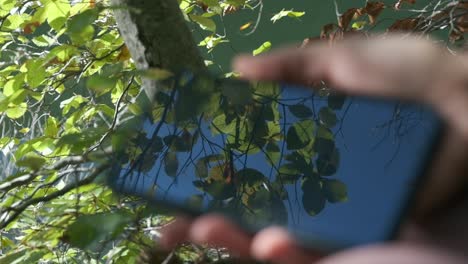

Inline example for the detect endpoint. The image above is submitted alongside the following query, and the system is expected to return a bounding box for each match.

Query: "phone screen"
[105,72,441,251]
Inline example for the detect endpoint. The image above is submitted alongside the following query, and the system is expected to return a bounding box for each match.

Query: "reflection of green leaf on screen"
[316,148,340,176]
[328,95,346,110]
[286,120,315,150]
[301,177,326,216]
[288,104,313,119]
[164,152,179,177]
[319,106,338,128]
[189,14,216,32]
[221,80,253,105]
[323,179,348,203]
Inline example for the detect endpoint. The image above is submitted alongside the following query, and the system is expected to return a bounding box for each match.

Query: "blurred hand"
[160,35,468,263]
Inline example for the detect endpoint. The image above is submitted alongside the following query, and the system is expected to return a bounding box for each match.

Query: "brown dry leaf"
[223,5,238,15]
[23,21,40,34]
[320,23,337,39]
[339,8,358,29]
[388,17,420,31]
[117,45,131,61]
[449,29,464,43]
[394,0,416,10]
[364,1,386,24]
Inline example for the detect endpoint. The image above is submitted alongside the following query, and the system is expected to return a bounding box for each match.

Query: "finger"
[250,226,321,264]
[317,243,467,264]
[232,44,330,86]
[159,216,192,250]
[188,214,252,258]
[233,35,449,102]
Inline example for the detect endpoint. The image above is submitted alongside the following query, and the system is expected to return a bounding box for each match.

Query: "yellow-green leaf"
[6,102,27,119]
[189,14,216,32]
[253,41,271,56]
[271,9,305,23]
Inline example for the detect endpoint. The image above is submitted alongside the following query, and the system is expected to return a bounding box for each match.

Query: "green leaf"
[211,114,236,135]
[44,116,59,137]
[195,159,208,178]
[322,179,348,203]
[200,0,219,7]
[221,80,253,105]
[63,211,132,251]
[189,14,216,32]
[328,94,346,110]
[271,9,305,23]
[87,75,118,96]
[67,8,98,34]
[6,102,27,119]
[60,95,89,115]
[277,163,301,184]
[286,120,315,150]
[301,177,325,216]
[16,153,46,171]
[193,180,236,200]
[0,248,45,264]
[48,45,78,62]
[225,0,246,7]
[319,107,338,128]
[313,137,335,155]
[288,104,313,119]
[164,152,179,177]
[253,41,271,56]
[316,148,340,176]
[265,141,280,165]
[2,14,27,30]
[43,0,71,31]
[25,59,46,88]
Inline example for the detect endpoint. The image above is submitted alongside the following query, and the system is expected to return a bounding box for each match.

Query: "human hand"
[160,35,468,263]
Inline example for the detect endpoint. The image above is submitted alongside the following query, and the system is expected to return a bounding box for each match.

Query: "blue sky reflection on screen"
[109,80,440,249]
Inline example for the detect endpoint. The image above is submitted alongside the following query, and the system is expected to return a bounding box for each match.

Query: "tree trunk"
[110,0,206,99]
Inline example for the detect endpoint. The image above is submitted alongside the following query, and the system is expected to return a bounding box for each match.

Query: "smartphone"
[104,71,442,252]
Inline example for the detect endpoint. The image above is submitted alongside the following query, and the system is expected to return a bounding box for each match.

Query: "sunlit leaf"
[253,41,271,56]
[271,9,305,23]
[189,14,216,32]
[6,102,27,119]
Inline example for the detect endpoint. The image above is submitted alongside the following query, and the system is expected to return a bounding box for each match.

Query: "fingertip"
[189,214,252,257]
[159,216,191,250]
[251,227,321,263]
[232,54,262,78]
